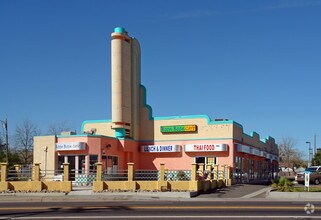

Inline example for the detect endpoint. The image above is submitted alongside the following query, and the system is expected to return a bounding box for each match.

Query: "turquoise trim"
[154,114,242,128]
[115,128,125,138]
[57,134,115,138]
[139,137,233,143]
[81,120,111,132]
[114,27,125,33]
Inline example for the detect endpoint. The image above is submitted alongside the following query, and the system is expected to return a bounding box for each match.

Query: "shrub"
[273,177,294,192]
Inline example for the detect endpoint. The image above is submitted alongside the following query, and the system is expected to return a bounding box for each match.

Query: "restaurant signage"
[160,125,197,133]
[56,142,86,151]
[185,144,227,152]
[141,145,181,153]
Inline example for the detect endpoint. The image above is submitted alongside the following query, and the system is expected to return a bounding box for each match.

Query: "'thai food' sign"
[185,144,227,152]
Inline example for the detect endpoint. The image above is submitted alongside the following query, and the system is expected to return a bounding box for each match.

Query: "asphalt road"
[0,200,320,219]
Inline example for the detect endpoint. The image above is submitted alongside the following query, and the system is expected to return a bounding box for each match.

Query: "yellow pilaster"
[63,163,69,181]
[14,165,22,179]
[159,163,165,181]
[127,163,134,181]
[206,164,212,180]
[191,163,197,181]
[213,165,218,180]
[33,163,40,181]
[96,162,102,181]
[1,163,7,182]
[198,163,204,178]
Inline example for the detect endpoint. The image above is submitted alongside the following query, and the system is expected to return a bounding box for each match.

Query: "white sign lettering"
[56,142,86,151]
[141,145,181,153]
[185,144,227,152]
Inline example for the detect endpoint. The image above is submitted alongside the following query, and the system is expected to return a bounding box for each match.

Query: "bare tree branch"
[47,120,73,135]
[14,119,41,164]
[278,137,305,169]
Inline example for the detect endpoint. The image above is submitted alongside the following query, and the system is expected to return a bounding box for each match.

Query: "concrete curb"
[267,190,321,199]
[93,191,195,198]
[0,191,195,199]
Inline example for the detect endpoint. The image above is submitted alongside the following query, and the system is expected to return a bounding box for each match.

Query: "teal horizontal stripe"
[81,120,112,132]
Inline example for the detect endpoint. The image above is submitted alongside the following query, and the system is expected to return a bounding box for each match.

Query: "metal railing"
[165,170,192,181]
[7,168,32,181]
[40,169,64,181]
[102,170,128,181]
[134,170,158,181]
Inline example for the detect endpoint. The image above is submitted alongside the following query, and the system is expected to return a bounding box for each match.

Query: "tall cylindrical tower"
[111,27,132,136]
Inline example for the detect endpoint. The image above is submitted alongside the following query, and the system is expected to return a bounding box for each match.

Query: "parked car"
[296,166,321,185]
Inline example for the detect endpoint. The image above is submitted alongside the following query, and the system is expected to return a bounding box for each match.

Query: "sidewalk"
[0,184,271,202]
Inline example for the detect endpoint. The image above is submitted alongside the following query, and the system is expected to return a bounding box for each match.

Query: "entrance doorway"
[57,155,86,181]
[195,156,217,170]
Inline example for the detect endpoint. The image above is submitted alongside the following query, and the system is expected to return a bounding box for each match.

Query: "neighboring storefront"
[34,27,279,183]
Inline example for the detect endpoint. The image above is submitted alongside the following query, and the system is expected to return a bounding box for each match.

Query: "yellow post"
[221,165,227,180]
[14,165,21,179]
[206,164,212,180]
[226,165,231,186]
[33,163,40,181]
[63,163,69,181]
[213,165,218,180]
[96,162,102,181]
[191,163,197,181]
[198,163,204,178]
[127,163,134,181]
[160,163,165,181]
[1,163,8,182]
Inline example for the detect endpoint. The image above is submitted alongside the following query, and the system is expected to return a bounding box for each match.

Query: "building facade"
[34,27,279,183]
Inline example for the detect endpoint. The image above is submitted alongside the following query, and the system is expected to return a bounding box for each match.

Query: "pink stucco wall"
[138,140,235,170]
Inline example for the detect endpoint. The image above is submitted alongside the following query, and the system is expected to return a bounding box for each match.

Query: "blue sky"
[1,0,321,157]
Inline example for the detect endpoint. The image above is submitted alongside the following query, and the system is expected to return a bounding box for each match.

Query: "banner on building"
[185,144,227,152]
[141,145,181,153]
[56,142,86,151]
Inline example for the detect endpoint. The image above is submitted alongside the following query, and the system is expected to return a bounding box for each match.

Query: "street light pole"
[0,118,9,164]
[306,141,311,167]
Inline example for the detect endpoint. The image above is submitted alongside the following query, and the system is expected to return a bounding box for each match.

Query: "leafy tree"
[14,119,41,164]
[312,152,321,166]
[278,137,305,169]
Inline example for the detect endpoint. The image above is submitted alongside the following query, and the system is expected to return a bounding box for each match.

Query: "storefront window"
[257,161,262,179]
[78,155,85,174]
[89,155,98,171]
[57,156,64,174]
[249,159,254,180]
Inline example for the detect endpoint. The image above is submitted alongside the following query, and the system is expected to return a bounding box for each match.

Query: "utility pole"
[0,118,9,164]
[314,134,317,156]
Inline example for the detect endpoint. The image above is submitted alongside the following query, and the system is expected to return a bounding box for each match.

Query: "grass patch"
[293,187,321,192]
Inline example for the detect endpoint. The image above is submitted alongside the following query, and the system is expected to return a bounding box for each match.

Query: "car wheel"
[315,179,320,185]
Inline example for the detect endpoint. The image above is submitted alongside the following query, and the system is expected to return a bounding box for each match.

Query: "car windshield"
[305,167,317,172]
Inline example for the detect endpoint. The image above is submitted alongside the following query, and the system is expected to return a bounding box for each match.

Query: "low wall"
[9,181,42,191]
[93,179,221,192]
[42,181,72,192]
[0,181,72,192]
